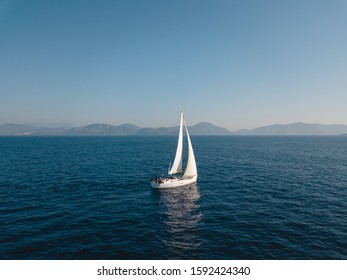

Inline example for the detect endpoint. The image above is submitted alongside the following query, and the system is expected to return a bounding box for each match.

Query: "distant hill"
[0,123,67,136]
[66,122,233,136]
[189,122,232,135]
[0,123,37,135]
[64,123,141,136]
[234,122,347,135]
[136,122,232,135]
[136,126,178,135]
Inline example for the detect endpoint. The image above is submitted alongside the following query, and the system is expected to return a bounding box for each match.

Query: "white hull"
[151,176,197,189]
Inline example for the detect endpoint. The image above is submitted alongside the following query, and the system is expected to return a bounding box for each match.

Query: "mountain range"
[234,122,347,135]
[1,122,347,136]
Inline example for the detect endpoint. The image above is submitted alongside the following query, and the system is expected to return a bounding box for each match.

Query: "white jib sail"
[183,120,197,178]
[169,111,183,175]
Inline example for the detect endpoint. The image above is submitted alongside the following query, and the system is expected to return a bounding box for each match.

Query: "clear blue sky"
[1,0,346,130]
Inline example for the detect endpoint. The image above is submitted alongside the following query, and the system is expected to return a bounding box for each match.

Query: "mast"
[168,111,183,175]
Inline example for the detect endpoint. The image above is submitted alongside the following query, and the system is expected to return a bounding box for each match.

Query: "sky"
[1,0,346,130]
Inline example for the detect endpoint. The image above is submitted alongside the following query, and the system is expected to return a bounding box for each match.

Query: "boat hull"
[151,176,197,189]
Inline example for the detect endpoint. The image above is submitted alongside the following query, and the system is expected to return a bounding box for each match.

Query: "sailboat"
[151,111,198,189]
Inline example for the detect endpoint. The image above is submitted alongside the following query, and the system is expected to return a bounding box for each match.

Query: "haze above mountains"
[1,122,347,136]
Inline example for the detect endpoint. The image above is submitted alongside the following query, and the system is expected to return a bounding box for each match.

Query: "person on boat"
[153,177,163,184]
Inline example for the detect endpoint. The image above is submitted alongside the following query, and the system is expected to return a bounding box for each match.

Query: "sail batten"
[168,111,183,175]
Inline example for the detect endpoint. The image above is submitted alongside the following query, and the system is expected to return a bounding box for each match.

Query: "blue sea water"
[0,136,346,260]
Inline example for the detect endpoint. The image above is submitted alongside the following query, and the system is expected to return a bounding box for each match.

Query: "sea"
[0,136,346,260]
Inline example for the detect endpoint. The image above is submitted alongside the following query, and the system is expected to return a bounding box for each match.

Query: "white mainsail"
[183,119,197,178]
[168,111,183,175]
